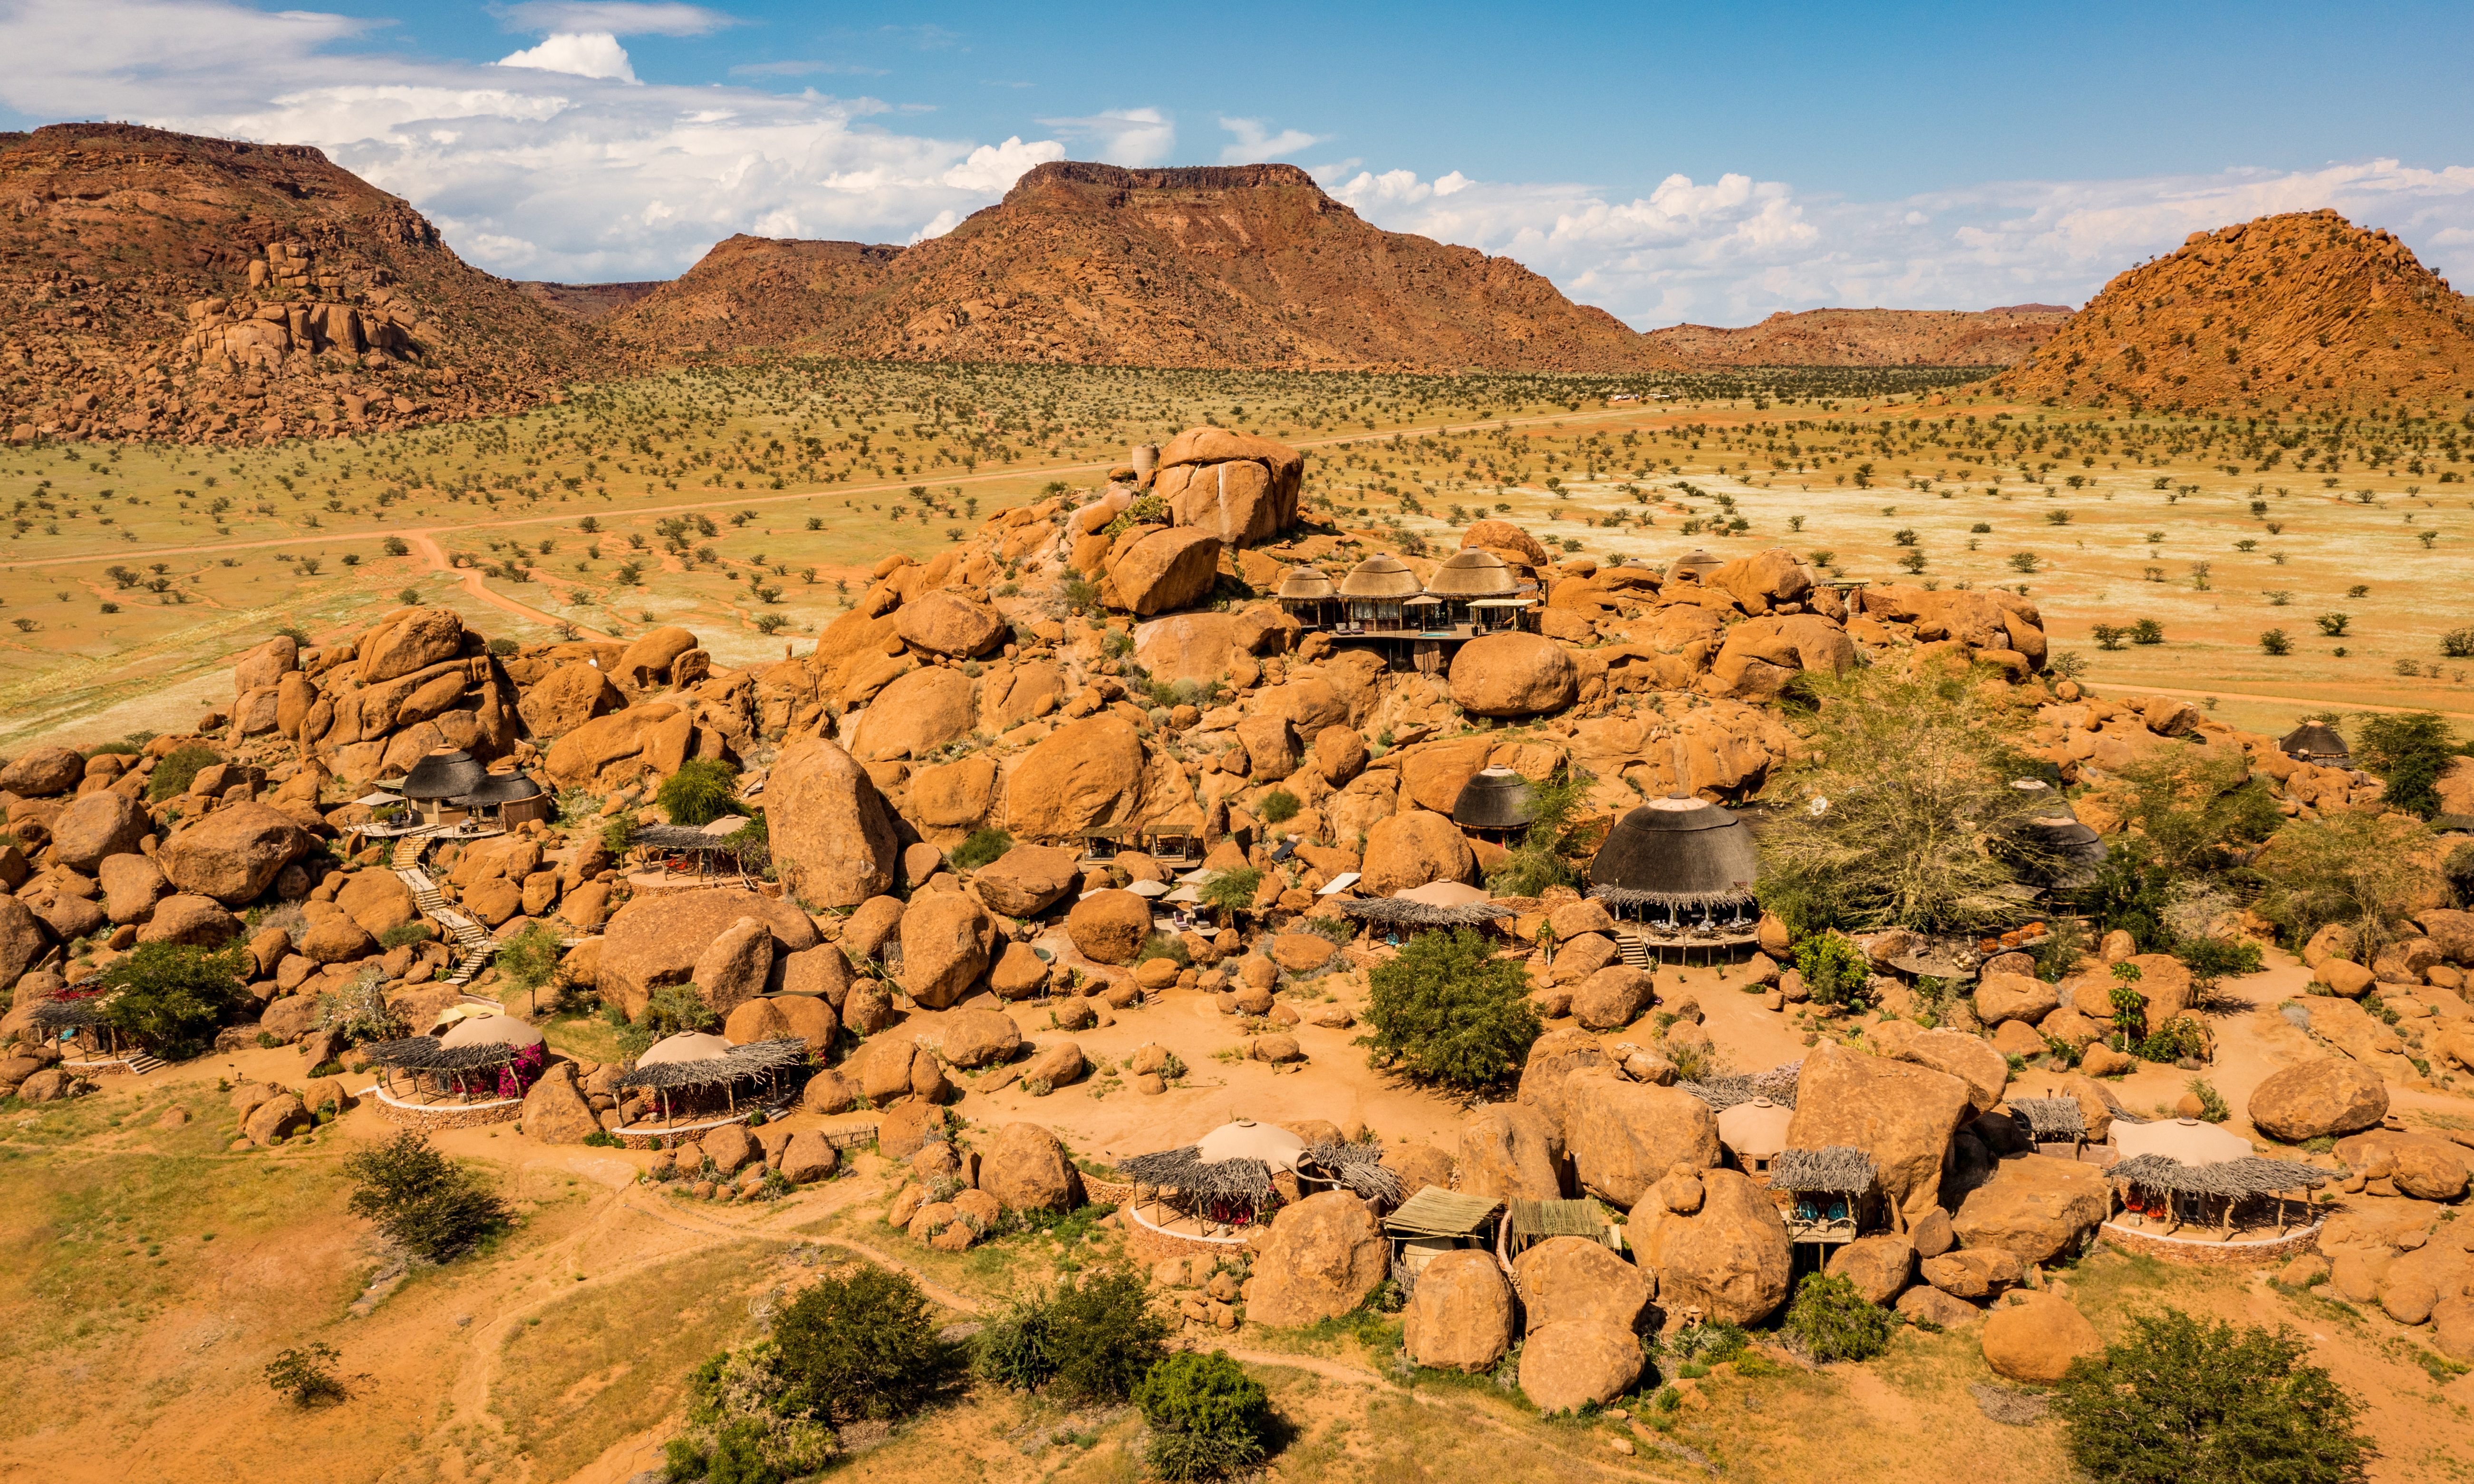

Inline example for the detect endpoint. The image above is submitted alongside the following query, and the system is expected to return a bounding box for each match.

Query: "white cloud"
[497,32,636,82]
[729,58,888,78]
[496,1,734,37]
[1035,106,1174,167]
[0,0,1069,281]
[1218,115,1324,164]
[1333,158,2474,327]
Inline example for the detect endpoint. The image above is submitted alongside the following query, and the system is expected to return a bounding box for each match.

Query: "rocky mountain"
[0,123,609,444]
[518,280,663,320]
[1644,305,2071,367]
[609,163,1680,373]
[1989,209,2474,411]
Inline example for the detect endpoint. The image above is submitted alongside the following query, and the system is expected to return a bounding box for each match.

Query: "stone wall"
[372,1088,522,1129]
[2099,1217,2322,1267]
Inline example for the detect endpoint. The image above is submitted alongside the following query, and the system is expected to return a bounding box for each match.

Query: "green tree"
[1197,867,1264,928]
[1791,933,1869,1007]
[770,1266,960,1424]
[342,1130,510,1261]
[2051,1309,2372,1484]
[1134,1351,1271,1482]
[145,742,222,802]
[263,1342,348,1406]
[1785,1272,1895,1362]
[1483,769,1592,898]
[95,943,244,1060]
[494,919,566,1012]
[1045,1268,1170,1403]
[1358,928,1540,1089]
[656,757,741,826]
[2254,811,2439,955]
[2351,711,2458,819]
[2105,748,2282,877]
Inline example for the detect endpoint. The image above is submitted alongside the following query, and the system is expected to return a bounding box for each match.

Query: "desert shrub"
[1135,1350,1271,1483]
[145,742,222,801]
[2185,1077,2231,1122]
[377,921,434,950]
[1792,932,1869,1007]
[2106,749,2282,877]
[1786,1272,1895,1362]
[342,1130,509,1262]
[318,967,406,1044]
[1257,788,1299,825]
[657,757,741,826]
[2352,711,2459,819]
[2051,1308,2372,1484]
[95,943,245,1059]
[2447,840,2474,909]
[495,919,566,1009]
[949,828,1012,870]
[263,1342,348,1406]
[2260,628,2293,655]
[2176,934,2262,985]
[2138,1014,2211,1065]
[2254,811,2440,954]
[1670,1319,1749,1362]
[618,983,718,1059]
[672,1342,837,1484]
[600,815,637,855]
[770,1266,961,1423]
[1036,1268,1171,1402]
[973,1290,1056,1391]
[1359,928,1540,1089]
[1197,866,1263,925]
[1485,769,1592,899]
[1102,494,1170,539]
[1138,932,1190,967]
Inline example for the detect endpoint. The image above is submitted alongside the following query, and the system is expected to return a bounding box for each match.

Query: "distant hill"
[610,163,1681,373]
[1644,305,2071,367]
[1988,209,2474,411]
[0,123,609,443]
[519,280,663,321]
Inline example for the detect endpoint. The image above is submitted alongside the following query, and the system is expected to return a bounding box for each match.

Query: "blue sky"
[5,0,2471,325]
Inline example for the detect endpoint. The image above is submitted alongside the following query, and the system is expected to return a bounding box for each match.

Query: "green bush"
[2353,711,2458,820]
[342,1130,509,1262]
[2177,934,2262,985]
[1257,788,1300,825]
[949,828,1013,870]
[1046,1268,1170,1402]
[377,921,434,950]
[95,943,245,1059]
[145,742,222,802]
[972,1290,1056,1391]
[1197,866,1263,925]
[1792,933,1869,1007]
[657,758,741,827]
[2185,1077,2231,1122]
[2137,1014,2211,1065]
[485,635,519,657]
[1786,1272,1895,1362]
[1358,928,1540,1089]
[263,1342,348,1406]
[600,815,637,855]
[2051,1308,2372,1484]
[771,1266,961,1424]
[1134,1350,1270,1482]
[495,919,566,1007]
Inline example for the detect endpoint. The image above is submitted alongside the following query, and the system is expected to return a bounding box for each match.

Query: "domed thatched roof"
[1452,766,1538,829]
[462,767,544,805]
[2281,721,2349,761]
[404,747,485,802]
[1587,796,1759,907]
[1424,547,1519,598]
[1338,552,1423,599]
[1276,565,1336,600]
[1665,549,1726,585]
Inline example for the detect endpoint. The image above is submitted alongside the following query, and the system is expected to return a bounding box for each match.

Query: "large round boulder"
[980,1122,1079,1212]
[517,661,623,738]
[356,607,466,683]
[1448,632,1577,718]
[1518,1322,1642,1415]
[2250,1059,2389,1143]
[1785,1043,1973,1229]
[768,736,900,908]
[1359,809,1476,897]
[0,746,87,798]
[50,791,150,873]
[598,887,821,1020]
[1512,1235,1652,1331]
[1065,889,1152,965]
[1560,1071,1719,1211]
[1981,1292,2102,1384]
[850,666,977,761]
[690,915,776,1017]
[1571,964,1654,1031]
[157,801,312,906]
[1243,1190,1389,1328]
[894,591,1007,658]
[1951,1154,2112,1264]
[1005,714,1146,840]
[938,1007,1022,1069]
[334,870,418,937]
[1629,1167,1792,1324]
[1456,1104,1565,1205]
[1400,1250,1513,1372]
[1825,1233,1916,1306]
[1516,1027,1612,1140]
[898,892,996,1009]
[1107,528,1221,616]
[972,844,1082,918]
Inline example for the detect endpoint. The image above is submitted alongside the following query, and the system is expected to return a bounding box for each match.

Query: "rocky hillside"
[598,235,901,356]
[518,280,663,320]
[0,123,609,444]
[1645,305,2071,367]
[1990,209,2474,410]
[612,163,1680,373]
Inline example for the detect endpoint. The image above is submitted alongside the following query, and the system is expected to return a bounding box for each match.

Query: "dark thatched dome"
[1452,767,1537,829]
[1587,796,1759,906]
[404,747,486,802]
[462,768,544,805]
[2280,721,2349,761]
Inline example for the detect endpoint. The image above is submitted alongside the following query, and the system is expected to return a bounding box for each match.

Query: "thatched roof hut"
[1665,549,1725,585]
[2009,1096,2088,1142]
[1424,547,1520,598]
[1769,1146,1877,1194]
[364,1035,522,1073]
[1680,1061,1801,1111]
[1587,796,1759,908]
[1452,767,1538,831]
[1276,565,1337,601]
[1715,1096,1795,1164]
[1337,553,1423,599]
[27,997,103,1034]
[2109,1153,2330,1197]
[1119,1123,1400,1210]
[2280,721,2349,763]
[613,1035,806,1091]
[405,747,486,803]
[462,767,545,808]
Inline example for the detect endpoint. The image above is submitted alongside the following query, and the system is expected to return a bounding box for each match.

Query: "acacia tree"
[2254,811,2438,954]
[1358,928,1539,1089]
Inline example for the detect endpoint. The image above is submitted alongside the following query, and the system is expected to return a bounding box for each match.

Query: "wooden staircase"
[390,830,497,988]
[1615,931,1653,971]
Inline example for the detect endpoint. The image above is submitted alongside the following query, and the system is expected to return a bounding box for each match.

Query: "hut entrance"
[1769,1146,1880,1281]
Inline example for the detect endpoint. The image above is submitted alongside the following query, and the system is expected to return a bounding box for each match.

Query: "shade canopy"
[1424,547,1519,598]
[1715,1096,1795,1161]
[404,747,486,802]
[1452,767,1539,830]
[1195,1119,1306,1173]
[1126,878,1170,898]
[1587,796,1760,906]
[1276,565,1337,600]
[638,1031,734,1066]
[2111,1117,2254,1166]
[440,1014,544,1050]
[1337,552,1423,599]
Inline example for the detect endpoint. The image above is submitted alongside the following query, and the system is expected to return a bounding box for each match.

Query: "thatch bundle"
[27,998,102,1033]
[1338,552,1423,599]
[1117,1145,1276,1204]
[1332,896,1512,926]
[2009,1097,2088,1140]
[1681,1060,1802,1112]
[2110,1153,2330,1197]
[1305,1140,1401,1203]
[613,1036,807,1090]
[1769,1146,1876,1194]
[363,1035,521,1072]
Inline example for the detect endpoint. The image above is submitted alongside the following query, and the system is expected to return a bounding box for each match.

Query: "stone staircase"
[123,1052,166,1077]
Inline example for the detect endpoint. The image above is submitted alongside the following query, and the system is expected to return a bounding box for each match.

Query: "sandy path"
[404,530,614,639]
